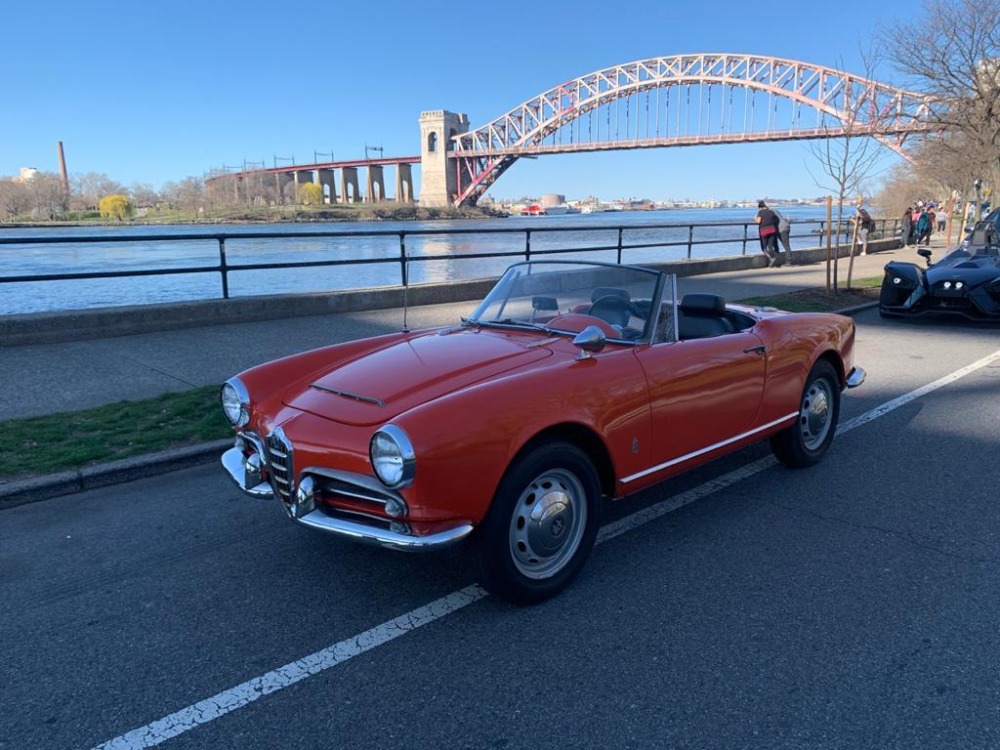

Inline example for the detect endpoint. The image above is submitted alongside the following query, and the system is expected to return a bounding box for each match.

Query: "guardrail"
[0,217,894,301]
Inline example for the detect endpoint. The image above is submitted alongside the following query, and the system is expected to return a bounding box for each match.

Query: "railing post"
[525,229,531,261]
[687,225,694,259]
[742,224,749,256]
[617,227,623,264]
[218,237,230,299]
[398,232,408,286]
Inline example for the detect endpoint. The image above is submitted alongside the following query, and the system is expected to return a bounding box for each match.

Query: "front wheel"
[475,441,600,604]
[770,360,840,468]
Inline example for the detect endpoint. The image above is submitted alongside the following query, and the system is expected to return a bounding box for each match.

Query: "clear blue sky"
[1,0,919,203]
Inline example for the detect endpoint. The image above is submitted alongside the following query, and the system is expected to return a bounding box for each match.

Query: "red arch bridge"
[211,54,938,207]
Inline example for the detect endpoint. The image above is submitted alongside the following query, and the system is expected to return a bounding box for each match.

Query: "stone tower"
[418,110,469,207]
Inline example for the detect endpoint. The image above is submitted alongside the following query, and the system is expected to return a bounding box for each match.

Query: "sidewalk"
[0,239,943,423]
[0,237,946,507]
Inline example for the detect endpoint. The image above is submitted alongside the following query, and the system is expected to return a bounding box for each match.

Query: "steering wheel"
[589,295,640,328]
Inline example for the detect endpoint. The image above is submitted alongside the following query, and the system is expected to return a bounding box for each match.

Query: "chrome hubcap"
[799,377,833,450]
[509,469,587,579]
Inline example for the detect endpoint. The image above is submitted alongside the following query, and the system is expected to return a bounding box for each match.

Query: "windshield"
[468,261,670,343]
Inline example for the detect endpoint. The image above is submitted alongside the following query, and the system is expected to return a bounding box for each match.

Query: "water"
[0,206,831,315]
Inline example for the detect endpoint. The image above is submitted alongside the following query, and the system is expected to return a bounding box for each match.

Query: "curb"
[0,439,232,510]
[0,303,881,511]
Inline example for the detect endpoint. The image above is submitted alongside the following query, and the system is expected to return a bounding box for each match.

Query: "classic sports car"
[221,260,865,603]
[880,215,1000,320]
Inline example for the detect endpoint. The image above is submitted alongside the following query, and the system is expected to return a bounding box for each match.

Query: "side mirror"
[572,325,607,359]
[917,248,933,267]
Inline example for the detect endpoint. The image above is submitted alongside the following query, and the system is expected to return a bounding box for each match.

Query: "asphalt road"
[3,309,1000,750]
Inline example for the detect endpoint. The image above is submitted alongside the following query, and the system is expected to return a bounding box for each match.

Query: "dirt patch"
[742,284,881,313]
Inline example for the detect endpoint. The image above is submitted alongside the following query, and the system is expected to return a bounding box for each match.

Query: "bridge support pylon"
[396,163,414,203]
[418,110,469,207]
[366,165,385,203]
[340,167,360,204]
[317,168,337,204]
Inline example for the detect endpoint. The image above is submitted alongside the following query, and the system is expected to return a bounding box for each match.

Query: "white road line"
[92,586,488,750]
[93,347,1000,749]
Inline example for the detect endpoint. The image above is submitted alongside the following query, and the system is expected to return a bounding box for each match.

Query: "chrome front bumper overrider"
[221,446,473,551]
[846,366,866,389]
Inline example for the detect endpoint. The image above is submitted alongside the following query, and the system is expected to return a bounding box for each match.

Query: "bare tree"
[128,182,160,208]
[883,0,1000,195]
[807,53,890,291]
[161,177,205,213]
[70,172,125,211]
[0,178,30,221]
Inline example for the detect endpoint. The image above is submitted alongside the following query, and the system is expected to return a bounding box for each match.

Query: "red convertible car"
[222,261,865,603]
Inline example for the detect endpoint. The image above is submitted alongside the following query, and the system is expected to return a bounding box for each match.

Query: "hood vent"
[309,382,386,407]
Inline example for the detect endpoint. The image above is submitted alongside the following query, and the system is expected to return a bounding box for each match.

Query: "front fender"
[390,345,650,524]
[881,262,928,311]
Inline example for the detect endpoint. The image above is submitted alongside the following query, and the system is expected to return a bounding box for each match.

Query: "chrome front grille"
[265,427,294,502]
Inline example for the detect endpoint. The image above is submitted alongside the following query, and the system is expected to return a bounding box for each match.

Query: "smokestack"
[57,141,69,201]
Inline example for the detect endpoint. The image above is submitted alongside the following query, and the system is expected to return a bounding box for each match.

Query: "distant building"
[15,167,38,182]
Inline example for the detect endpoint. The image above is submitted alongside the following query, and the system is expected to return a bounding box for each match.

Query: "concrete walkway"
[0,239,943,423]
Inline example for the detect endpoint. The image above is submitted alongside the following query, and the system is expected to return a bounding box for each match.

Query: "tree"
[99,194,134,221]
[161,177,204,212]
[883,0,1000,197]
[128,182,160,208]
[72,172,124,211]
[807,53,889,291]
[299,182,324,205]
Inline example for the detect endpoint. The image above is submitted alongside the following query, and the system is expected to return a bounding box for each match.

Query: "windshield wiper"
[478,318,552,333]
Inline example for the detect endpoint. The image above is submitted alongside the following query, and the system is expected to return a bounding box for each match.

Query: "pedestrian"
[854,205,873,256]
[772,207,793,265]
[755,200,780,267]
[916,209,932,245]
[937,206,947,232]
[901,206,913,247]
[912,204,924,245]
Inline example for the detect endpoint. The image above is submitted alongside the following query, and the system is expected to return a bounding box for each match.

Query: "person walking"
[916,209,932,245]
[901,206,913,247]
[772,207,793,265]
[755,200,780,267]
[937,206,947,232]
[854,205,874,256]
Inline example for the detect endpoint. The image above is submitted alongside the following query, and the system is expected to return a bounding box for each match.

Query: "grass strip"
[0,386,231,480]
[0,279,884,482]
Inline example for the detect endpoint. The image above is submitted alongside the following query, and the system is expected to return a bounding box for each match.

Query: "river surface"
[0,206,832,315]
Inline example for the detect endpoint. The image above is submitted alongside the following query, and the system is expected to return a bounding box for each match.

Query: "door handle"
[743,344,766,355]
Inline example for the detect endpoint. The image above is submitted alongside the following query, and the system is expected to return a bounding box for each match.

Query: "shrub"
[98,194,134,221]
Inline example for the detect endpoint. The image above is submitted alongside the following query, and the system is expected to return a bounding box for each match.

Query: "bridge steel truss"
[451,53,937,206]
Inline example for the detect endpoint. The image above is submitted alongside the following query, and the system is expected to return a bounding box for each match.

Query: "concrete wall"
[0,239,896,348]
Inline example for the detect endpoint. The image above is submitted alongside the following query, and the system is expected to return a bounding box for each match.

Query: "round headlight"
[370,425,415,488]
[221,378,250,427]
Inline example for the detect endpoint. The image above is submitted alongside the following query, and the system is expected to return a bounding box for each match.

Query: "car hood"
[284,328,555,426]
[927,253,1000,287]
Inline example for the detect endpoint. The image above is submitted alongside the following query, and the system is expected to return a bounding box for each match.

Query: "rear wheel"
[475,441,600,604]
[770,360,840,468]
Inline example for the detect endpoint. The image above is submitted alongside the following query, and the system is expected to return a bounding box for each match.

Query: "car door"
[633,331,767,477]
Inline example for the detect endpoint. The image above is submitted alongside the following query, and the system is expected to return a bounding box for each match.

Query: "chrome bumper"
[221,446,473,551]
[846,366,866,389]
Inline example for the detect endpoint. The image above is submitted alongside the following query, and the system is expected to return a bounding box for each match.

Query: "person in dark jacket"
[901,206,913,247]
[755,200,780,267]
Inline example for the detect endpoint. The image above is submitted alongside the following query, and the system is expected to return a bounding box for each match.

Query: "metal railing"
[0,217,891,301]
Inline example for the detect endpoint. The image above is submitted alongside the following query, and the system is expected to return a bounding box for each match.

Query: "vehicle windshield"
[467,261,671,343]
